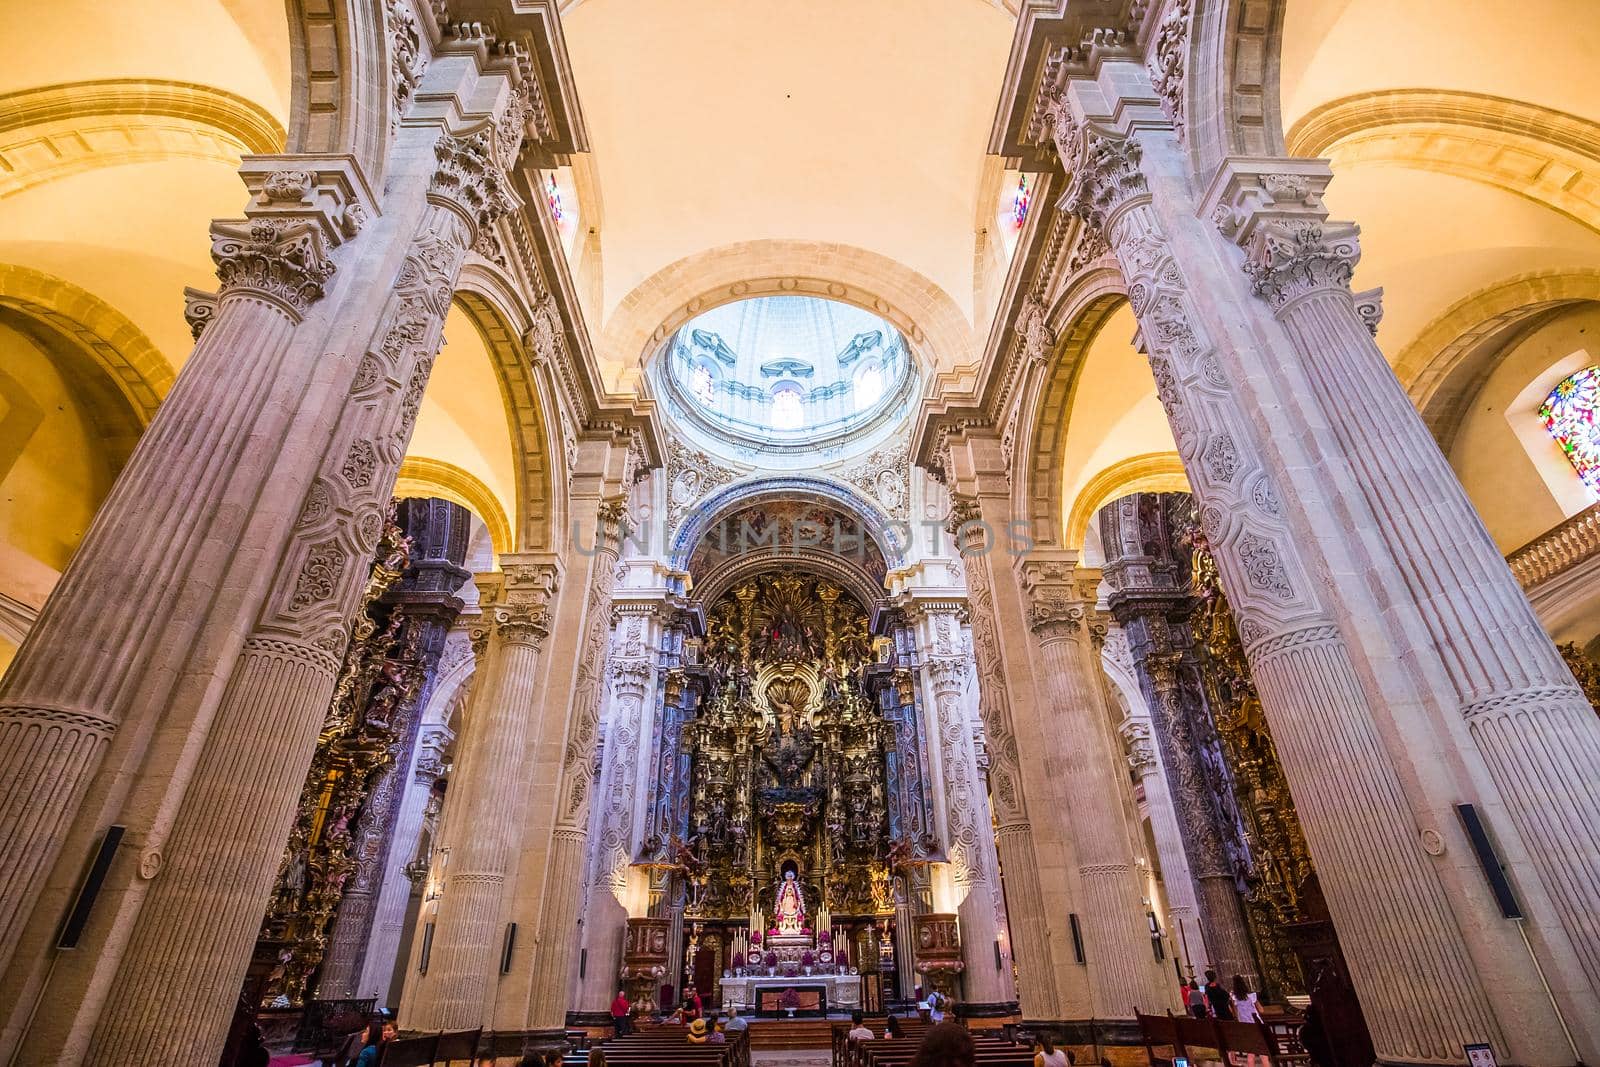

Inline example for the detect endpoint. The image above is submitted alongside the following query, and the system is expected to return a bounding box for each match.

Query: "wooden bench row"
[1138,1011,1311,1067]
[596,1026,750,1067]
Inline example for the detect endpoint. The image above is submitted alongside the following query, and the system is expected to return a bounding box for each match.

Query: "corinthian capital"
[943,493,983,538]
[925,656,969,696]
[430,130,518,234]
[1203,158,1365,311]
[490,602,550,647]
[1057,121,1148,232]
[610,659,653,699]
[210,218,335,319]
[1242,220,1362,310]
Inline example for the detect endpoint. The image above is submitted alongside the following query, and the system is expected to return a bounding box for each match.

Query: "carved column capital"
[479,555,561,648]
[943,492,984,540]
[209,218,336,319]
[1119,716,1157,774]
[1203,158,1376,319]
[925,656,969,697]
[429,130,518,236]
[609,659,653,700]
[414,723,455,784]
[183,287,217,339]
[1055,118,1149,233]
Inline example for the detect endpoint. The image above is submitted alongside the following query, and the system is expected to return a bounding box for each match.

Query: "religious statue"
[774,869,807,934]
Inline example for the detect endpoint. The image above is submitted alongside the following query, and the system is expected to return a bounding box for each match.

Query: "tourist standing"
[610,989,631,1038]
[1186,980,1208,1018]
[1204,969,1235,1020]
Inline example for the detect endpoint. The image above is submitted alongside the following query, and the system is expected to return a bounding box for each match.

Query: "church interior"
[1,1,1599,1065]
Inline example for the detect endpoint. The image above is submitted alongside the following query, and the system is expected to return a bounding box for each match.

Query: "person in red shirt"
[610,989,631,1037]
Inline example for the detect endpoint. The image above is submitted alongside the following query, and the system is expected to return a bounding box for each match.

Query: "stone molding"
[0,78,285,200]
[1507,503,1600,590]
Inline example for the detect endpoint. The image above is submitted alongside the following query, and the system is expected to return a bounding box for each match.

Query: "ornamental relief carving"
[210,218,335,318]
[836,444,910,521]
[664,437,743,536]
[955,548,1026,825]
[291,540,348,613]
[1148,0,1192,141]
[387,0,425,132]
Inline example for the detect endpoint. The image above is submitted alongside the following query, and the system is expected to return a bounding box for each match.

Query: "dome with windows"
[658,295,916,451]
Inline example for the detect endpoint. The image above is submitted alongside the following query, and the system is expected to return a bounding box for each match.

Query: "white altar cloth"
[719,973,862,1013]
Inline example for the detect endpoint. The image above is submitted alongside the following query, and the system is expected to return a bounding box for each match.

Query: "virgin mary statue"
[774,870,806,934]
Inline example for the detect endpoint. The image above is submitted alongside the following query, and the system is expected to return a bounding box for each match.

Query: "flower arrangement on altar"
[779,987,801,1017]
[731,951,745,975]
[800,949,814,974]
[763,950,778,974]
[749,930,762,945]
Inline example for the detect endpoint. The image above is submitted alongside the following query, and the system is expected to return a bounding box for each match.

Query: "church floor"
[751,1053,831,1067]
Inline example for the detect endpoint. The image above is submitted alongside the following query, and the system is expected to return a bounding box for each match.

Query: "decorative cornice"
[209,218,335,319]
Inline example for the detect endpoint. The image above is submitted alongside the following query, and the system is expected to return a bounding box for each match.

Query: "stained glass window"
[1012,174,1031,227]
[1540,365,1600,495]
[546,174,564,222]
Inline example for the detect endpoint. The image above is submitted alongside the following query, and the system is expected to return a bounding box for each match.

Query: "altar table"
[719,973,862,1015]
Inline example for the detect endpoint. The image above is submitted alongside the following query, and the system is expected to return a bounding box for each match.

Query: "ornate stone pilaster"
[572,596,668,1017]
[407,557,559,1033]
[1209,157,1600,1013]
[1041,69,1540,1062]
[1099,497,1258,990]
[1019,557,1170,1020]
[942,488,1069,1021]
[317,499,474,1001]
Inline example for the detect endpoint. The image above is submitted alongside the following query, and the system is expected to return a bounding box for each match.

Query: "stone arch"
[1065,453,1190,554]
[283,0,389,181]
[395,456,515,559]
[0,262,172,440]
[1016,267,1129,547]
[1287,90,1600,234]
[0,78,285,200]
[598,239,977,386]
[1395,269,1600,453]
[452,266,560,553]
[1185,0,1290,176]
[670,475,904,613]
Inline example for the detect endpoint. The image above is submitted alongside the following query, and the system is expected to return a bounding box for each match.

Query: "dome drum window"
[659,295,916,448]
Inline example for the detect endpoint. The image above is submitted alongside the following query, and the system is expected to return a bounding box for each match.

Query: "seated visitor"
[909,1022,976,1067]
[1034,1031,1069,1067]
[886,1015,904,1038]
[724,1005,748,1032]
[710,1018,727,1044]
[848,1010,875,1043]
[688,1017,710,1044]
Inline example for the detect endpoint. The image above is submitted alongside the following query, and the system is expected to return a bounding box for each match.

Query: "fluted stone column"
[518,496,626,1034]
[1210,156,1600,1008]
[318,499,473,1000]
[572,597,666,1016]
[941,493,1075,1022]
[1040,62,1595,1062]
[0,199,346,993]
[73,119,518,1064]
[406,557,560,1032]
[916,610,1016,1011]
[1017,559,1171,1019]
[1111,697,1205,977]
